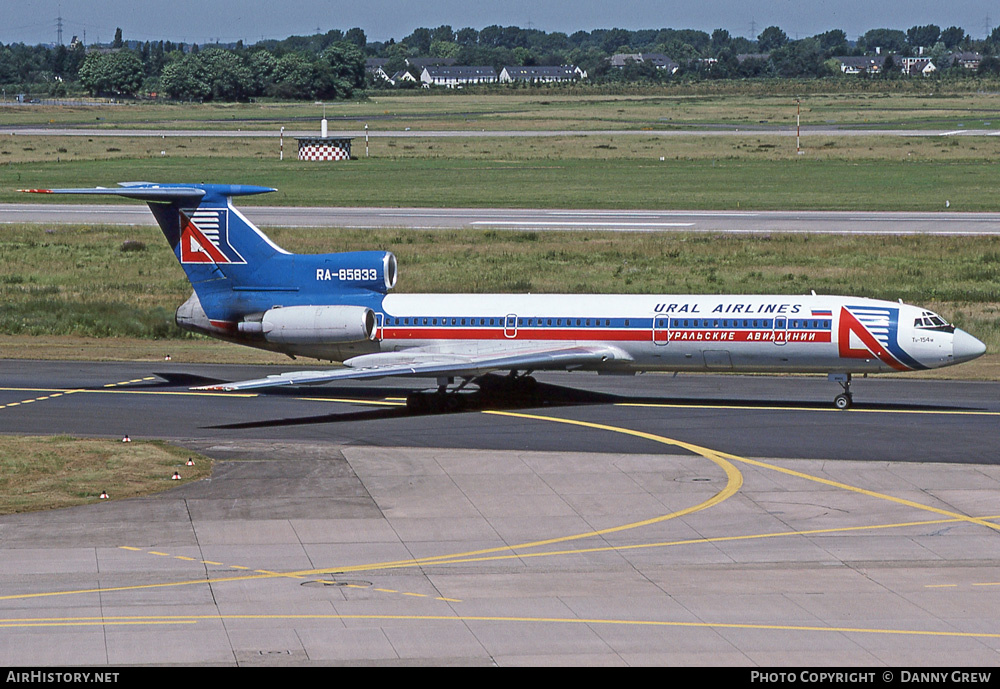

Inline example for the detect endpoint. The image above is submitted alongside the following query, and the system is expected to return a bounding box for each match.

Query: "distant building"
[420,66,497,88]
[834,54,938,77]
[899,57,936,76]
[406,57,457,69]
[609,53,678,73]
[390,70,418,85]
[365,58,392,83]
[950,52,982,70]
[835,56,887,74]
[499,65,586,83]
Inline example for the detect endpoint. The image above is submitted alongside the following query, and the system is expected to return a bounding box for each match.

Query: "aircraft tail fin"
[21,183,280,265]
[22,183,396,334]
[23,180,285,263]
[22,182,287,325]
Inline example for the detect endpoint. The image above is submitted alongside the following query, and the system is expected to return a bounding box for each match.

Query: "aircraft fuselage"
[184,292,976,375]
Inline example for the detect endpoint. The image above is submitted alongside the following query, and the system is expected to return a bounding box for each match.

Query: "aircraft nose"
[953,328,987,364]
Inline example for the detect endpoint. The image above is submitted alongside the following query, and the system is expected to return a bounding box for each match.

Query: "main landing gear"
[404,372,539,413]
[405,376,470,413]
[829,373,853,410]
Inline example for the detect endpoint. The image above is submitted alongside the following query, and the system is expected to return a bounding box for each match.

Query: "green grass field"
[5,87,1000,211]
[1,223,997,352]
[5,150,1000,211]
[6,86,1000,130]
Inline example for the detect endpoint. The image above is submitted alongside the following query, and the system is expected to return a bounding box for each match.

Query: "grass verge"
[0,436,211,515]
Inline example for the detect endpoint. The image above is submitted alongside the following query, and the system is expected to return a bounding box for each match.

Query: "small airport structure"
[296,117,352,161]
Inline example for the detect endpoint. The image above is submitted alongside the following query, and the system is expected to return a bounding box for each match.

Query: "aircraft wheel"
[518,376,538,392]
[406,393,429,413]
[834,393,852,410]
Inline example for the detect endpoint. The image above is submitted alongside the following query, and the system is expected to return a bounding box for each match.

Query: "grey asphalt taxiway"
[1,359,999,666]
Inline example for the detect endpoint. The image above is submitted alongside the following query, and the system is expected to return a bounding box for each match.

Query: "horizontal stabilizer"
[20,183,275,203]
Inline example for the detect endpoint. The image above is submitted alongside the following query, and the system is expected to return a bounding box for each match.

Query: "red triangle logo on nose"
[837,307,907,371]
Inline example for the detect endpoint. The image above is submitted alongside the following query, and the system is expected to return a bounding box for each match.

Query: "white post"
[279,126,284,161]
[365,123,369,157]
[796,100,802,155]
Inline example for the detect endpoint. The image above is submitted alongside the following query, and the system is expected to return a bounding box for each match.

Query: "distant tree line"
[0,31,367,100]
[3,22,1000,99]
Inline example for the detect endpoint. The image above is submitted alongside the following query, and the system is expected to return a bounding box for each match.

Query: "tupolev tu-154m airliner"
[23,183,986,411]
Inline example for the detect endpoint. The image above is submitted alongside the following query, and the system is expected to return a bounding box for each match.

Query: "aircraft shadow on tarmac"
[152,373,980,431]
[203,378,618,429]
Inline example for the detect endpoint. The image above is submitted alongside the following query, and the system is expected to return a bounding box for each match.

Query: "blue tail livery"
[23,182,986,410]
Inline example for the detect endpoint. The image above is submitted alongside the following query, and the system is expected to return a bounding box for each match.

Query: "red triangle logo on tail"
[178,210,243,264]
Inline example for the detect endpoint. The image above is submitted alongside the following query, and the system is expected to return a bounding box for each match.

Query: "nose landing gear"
[829,373,853,410]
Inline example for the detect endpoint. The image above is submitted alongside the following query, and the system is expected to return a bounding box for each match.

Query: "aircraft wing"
[194,344,628,391]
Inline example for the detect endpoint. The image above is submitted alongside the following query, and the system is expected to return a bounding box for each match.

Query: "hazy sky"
[3,0,995,46]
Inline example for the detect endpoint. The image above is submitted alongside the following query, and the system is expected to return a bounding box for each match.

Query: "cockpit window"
[914,311,955,333]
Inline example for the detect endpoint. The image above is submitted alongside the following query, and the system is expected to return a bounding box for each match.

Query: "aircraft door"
[504,314,518,338]
[773,316,787,346]
[653,315,670,345]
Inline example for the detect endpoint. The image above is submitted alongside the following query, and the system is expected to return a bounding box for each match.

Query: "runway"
[4,203,1000,235]
[1,360,999,665]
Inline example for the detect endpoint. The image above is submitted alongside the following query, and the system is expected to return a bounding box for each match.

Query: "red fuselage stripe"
[381,327,832,343]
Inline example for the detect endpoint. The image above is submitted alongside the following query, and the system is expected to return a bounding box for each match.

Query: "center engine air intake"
[238,305,377,345]
[314,251,398,293]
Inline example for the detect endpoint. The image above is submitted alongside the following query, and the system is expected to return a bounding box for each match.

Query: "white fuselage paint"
[329,293,959,375]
